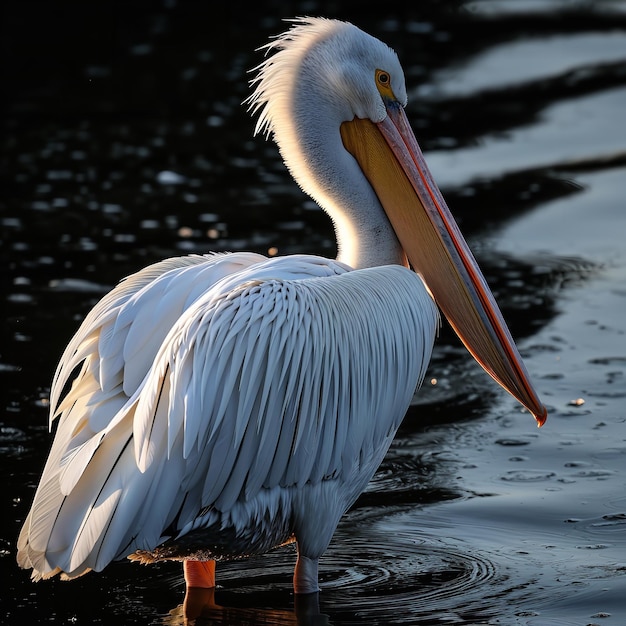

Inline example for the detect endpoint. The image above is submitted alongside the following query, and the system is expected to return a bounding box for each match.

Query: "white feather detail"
[18,254,438,579]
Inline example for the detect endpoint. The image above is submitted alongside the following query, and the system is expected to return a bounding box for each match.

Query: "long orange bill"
[340,103,547,426]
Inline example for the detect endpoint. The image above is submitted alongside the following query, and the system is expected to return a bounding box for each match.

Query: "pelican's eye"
[375,69,394,99]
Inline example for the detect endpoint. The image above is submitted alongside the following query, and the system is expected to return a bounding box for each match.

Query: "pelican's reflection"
[164,588,331,626]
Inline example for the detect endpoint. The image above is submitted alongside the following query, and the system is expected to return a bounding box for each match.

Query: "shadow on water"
[2,1,626,625]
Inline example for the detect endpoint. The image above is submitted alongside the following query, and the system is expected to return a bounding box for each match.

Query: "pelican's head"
[248,18,547,426]
[247,18,410,234]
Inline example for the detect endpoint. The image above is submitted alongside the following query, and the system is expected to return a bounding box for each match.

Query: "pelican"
[17,17,546,597]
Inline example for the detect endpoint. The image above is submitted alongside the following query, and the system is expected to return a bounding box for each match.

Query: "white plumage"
[18,253,437,581]
[18,17,545,596]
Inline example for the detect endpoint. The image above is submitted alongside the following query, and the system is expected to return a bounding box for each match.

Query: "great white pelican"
[17,17,546,598]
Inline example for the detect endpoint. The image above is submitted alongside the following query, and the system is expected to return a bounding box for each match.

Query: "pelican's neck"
[248,19,409,269]
[330,198,408,269]
[276,117,407,270]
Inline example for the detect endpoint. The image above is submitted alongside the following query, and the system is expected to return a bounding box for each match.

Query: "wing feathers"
[18,255,438,582]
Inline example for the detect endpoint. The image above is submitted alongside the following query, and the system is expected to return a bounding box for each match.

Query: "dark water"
[2,1,626,624]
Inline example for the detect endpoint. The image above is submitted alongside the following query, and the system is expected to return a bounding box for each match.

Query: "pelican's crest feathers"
[246,17,401,138]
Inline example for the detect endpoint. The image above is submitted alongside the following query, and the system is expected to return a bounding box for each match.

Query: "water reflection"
[166,590,328,626]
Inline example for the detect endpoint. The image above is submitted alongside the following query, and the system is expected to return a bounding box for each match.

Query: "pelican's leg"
[293,550,320,594]
[182,560,218,622]
[183,559,216,588]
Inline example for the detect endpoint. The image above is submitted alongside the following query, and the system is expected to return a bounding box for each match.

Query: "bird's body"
[19,252,436,577]
[18,18,546,596]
